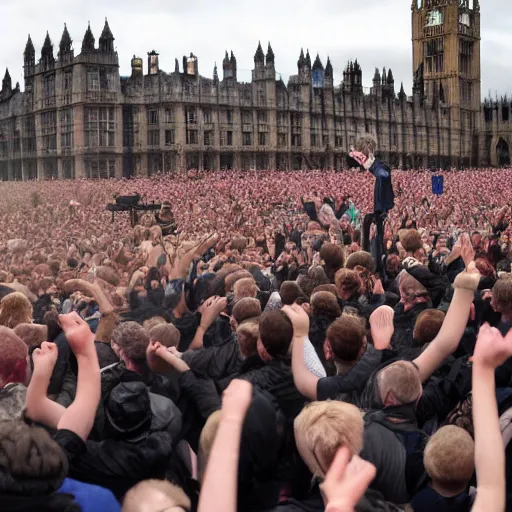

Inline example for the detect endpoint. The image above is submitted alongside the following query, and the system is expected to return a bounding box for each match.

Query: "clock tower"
[412,0,481,112]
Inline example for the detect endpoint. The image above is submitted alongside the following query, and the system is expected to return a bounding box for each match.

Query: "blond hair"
[122,479,191,512]
[376,361,422,406]
[0,292,33,329]
[424,426,474,489]
[294,401,364,478]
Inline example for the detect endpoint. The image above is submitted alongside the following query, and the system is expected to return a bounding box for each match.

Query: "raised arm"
[414,235,480,383]
[198,379,252,512]
[26,342,67,428]
[282,304,319,401]
[471,325,512,512]
[57,312,101,441]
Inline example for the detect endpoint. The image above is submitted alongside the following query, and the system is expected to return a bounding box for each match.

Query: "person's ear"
[257,338,272,362]
[383,390,400,407]
[301,302,311,315]
[324,339,334,361]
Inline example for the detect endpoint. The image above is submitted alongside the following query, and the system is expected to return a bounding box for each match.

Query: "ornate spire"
[81,22,95,53]
[99,18,114,53]
[305,49,311,68]
[298,48,305,69]
[230,51,237,78]
[175,58,179,73]
[398,82,406,101]
[312,53,324,71]
[24,34,35,62]
[373,67,381,83]
[41,32,55,65]
[382,67,386,85]
[325,57,333,78]
[387,68,394,84]
[223,50,230,67]
[266,42,275,65]
[213,62,218,82]
[254,41,265,65]
[2,68,11,92]
[59,23,72,57]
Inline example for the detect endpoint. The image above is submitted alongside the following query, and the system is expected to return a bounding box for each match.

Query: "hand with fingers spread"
[369,306,394,350]
[59,312,95,356]
[282,303,310,339]
[32,341,59,379]
[321,447,377,512]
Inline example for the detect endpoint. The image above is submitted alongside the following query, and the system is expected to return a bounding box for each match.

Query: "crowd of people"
[0,148,512,511]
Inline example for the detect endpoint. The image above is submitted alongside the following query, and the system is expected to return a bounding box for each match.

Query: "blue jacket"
[59,478,120,512]
[369,159,395,213]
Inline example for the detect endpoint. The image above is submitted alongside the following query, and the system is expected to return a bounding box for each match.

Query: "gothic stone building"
[0,2,510,180]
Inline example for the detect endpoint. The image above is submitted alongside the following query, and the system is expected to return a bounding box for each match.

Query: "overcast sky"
[1,0,511,98]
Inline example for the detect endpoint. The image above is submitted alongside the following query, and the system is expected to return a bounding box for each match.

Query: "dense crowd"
[0,159,511,512]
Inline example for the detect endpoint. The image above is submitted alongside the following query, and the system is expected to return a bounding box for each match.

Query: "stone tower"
[412,0,481,112]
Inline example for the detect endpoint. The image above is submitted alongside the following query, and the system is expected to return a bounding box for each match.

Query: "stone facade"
[0,7,509,180]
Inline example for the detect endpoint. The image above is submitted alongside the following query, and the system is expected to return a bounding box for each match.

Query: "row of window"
[146,108,273,125]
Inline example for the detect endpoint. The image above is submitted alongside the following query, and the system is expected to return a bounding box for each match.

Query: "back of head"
[311,291,342,319]
[0,421,68,496]
[13,323,47,349]
[320,243,344,271]
[111,321,150,363]
[122,480,191,512]
[312,284,337,296]
[142,316,167,332]
[424,425,474,491]
[232,298,261,325]
[224,270,253,294]
[280,281,307,306]
[149,322,181,349]
[259,310,293,360]
[492,275,512,315]
[326,314,366,362]
[400,229,423,254]
[345,251,376,274]
[376,361,422,407]
[334,268,362,298]
[413,309,445,345]
[294,401,364,478]
[0,292,33,329]
[236,318,260,358]
[0,327,29,388]
[233,278,259,301]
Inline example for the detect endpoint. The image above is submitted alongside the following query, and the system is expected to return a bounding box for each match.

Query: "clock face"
[426,10,443,26]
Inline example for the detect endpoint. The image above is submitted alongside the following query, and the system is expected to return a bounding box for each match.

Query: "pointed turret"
[99,18,114,53]
[2,69,11,92]
[213,62,218,82]
[297,48,305,69]
[387,68,394,84]
[266,42,275,66]
[305,49,311,68]
[59,23,72,57]
[24,34,35,64]
[398,82,406,101]
[41,32,55,66]
[382,67,386,85]
[81,22,95,53]
[325,57,333,78]
[312,53,324,71]
[223,50,230,68]
[175,58,179,73]
[230,51,237,79]
[254,41,265,65]
[373,67,381,84]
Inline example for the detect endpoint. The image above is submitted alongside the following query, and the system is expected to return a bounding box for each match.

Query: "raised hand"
[472,323,512,370]
[221,379,253,422]
[200,296,228,330]
[369,306,394,350]
[320,447,376,512]
[282,303,310,339]
[32,341,59,378]
[58,312,95,356]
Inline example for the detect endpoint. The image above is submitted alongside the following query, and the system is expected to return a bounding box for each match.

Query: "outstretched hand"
[369,306,394,350]
[58,312,95,356]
